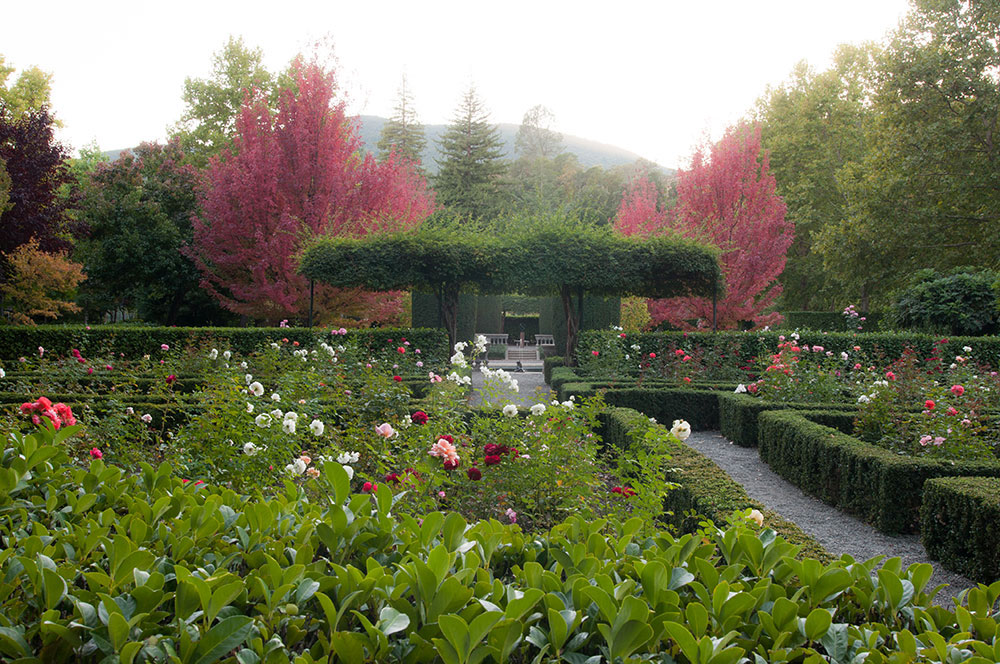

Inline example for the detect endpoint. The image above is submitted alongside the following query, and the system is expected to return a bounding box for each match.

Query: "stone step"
[506,348,539,361]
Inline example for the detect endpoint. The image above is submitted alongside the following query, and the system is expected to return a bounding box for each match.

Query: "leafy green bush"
[758,410,1000,534]
[782,310,885,332]
[4,420,1000,662]
[891,269,999,336]
[921,476,1000,583]
[563,384,723,431]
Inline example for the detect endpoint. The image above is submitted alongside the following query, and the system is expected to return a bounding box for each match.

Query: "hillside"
[356,115,665,173]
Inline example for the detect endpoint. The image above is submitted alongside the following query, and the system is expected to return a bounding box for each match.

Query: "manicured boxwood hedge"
[0,326,451,365]
[718,392,858,448]
[757,410,1000,534]
[561,384,723,431]
[921,476,1000,583]
[542,355,565,384]
[599,407,830,562]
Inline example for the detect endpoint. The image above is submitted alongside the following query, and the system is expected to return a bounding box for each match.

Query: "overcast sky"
[2,0,911,168]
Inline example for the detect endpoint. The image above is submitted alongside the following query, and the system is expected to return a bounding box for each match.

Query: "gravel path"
[686,430,976,606]
[469,370,552,408]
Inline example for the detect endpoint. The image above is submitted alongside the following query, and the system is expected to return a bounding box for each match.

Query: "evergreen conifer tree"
[377,76,426,165]
[434,86,508,219]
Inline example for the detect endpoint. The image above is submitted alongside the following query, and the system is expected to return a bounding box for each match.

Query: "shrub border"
[921,476,1000,583]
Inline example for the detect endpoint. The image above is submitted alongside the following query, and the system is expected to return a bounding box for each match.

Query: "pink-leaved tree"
[188,56,436,323]
[615,124,793,330]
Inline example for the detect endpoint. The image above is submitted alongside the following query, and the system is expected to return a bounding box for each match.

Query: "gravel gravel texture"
[469,370,552,408]
[686,430,976,606]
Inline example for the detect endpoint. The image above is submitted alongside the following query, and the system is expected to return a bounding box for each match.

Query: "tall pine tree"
[434,86,508,219]
[377,76,426,165]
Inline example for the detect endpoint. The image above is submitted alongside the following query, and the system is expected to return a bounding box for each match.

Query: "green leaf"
[378,606,410,636]
[191,615,254,664]
[802,608,832,641]
[108,612,129,652]
[42,568,67,610]
[324,461,350,504]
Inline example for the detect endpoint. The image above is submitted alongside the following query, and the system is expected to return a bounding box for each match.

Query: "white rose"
[246,403,254,414]
[208,348,218,360]
[310,419,324,436]
[248,381,264,397]
[283,411,298,422]
[670,419,691,441]
[502,404,518,417]
[561,401,574,409]
[734,384,747,394]
[271,393,281,402]
[141,413,153,424]
[223,350,232,361]
[530,403,546,416]
[255,414,272,428]
[342,464,354,480]
[0,368,5,379]
[282,419,296,435]
[240,361,248,369]
[243,442,258,456]
[270,409,283,419]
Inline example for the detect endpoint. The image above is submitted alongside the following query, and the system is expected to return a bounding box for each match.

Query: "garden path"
[469,370,553,408]
[686,430,977,606]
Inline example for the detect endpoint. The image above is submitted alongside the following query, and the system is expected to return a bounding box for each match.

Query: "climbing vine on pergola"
[299,223,720,361]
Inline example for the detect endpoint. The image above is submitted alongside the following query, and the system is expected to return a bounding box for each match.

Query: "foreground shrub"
[3,420,1000,662]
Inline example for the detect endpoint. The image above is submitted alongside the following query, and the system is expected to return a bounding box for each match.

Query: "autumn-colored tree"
[616,125,792,330]
[189,57,436,323]
[613,174,667,237]
[1,238,85,324]
[0,106,71,281]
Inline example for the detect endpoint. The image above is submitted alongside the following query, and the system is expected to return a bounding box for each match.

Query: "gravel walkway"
[469,370,552,408]
[686,430,977,606]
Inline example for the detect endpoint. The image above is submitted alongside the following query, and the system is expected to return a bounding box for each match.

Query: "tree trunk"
[561,285,579,365]
[438,285,459,351]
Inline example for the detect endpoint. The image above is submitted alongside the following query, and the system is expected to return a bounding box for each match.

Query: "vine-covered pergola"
[299,224,721,362]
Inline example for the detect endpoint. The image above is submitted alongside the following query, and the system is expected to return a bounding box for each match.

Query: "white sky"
[2,0,911,168]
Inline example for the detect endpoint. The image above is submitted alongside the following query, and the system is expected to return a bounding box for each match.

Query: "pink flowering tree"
[615,124,793,329]
[188,56,436,323]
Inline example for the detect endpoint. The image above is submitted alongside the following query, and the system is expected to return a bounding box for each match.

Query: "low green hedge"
[565,385,722,431]
[782,311,885,332]
[921,476,1000,583]
[718,392,858,448]
[758,410,1000,534]
[542,356,565,384]
[548,366,581,393]
[599,408,830,561]
[0,326,451,365]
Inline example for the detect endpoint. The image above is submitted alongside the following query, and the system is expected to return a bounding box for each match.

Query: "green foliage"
[0,326,450,365]
[542,355,565,384]
[377,76,426,165]
[170,36,275,166]
[565,384,724,432]
[600,408,830,561]
[0,55,53,120]
[782,310,884,332]
[434,86,509,219]
[758,410,1000,534]
[502,314,538,341]
[891,269,1000,336]
[921,476,1000,583]
[718,392,858,448]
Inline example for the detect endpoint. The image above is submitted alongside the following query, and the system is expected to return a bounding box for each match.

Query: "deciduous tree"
[620,125,792,330]
[1,238,85,324]
[189,57,436,323]
[0,106,71,282]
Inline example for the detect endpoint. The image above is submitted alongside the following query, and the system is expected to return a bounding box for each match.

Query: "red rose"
[466,467,482,481]
[397,346,406,354]
[649,352,656,359]
[442,458,459,470]
[484,455,502,466]
[385,473,401,484]
[951,384,965,396]
[411,410,428,425]
[438,434,454,444]
[393,375,402,382]
[925,400,935,410]
[363,481,376,493]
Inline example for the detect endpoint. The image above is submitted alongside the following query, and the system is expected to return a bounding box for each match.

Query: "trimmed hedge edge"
[600,407,830,562]
[921,476,1000,583]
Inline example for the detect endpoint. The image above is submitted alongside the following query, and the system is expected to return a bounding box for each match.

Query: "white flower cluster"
[292,349,310,362]
[481,366,519,393]
[474,335,488,355]
[208,348,218,360]
[450,351,468,368]
[447,372,472,386]
[319,342,339,361]
[734,384,747,394]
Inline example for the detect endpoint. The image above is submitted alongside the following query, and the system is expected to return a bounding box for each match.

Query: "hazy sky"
[2,0,911,168]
